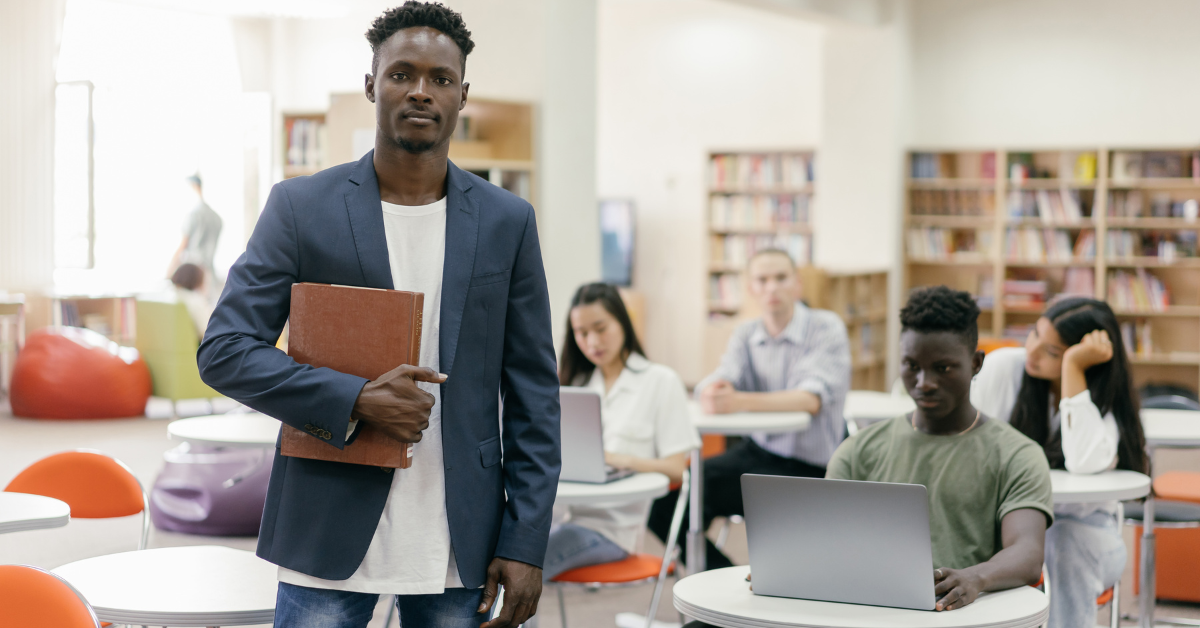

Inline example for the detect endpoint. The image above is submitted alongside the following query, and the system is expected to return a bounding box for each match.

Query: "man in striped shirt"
[650,248,851,569]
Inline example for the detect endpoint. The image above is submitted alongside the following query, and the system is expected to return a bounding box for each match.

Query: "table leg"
[686,452,705,573]
[1139,492,1156,628]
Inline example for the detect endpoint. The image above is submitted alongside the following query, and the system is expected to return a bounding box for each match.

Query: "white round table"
[53,545,277,626]
[168,413,281,448]
[843,391,915,434]
[556,472,670,506]
[687,402,811,572]
[0,492,70,534]
[1049,469,1151,503]
[1132,408,1200,627]
[673,566,1049,628]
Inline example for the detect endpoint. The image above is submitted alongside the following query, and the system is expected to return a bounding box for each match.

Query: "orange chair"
[1036,567,1119,628]
[4,450,150,550]
[551,469,690,628]
[0,564,100,627]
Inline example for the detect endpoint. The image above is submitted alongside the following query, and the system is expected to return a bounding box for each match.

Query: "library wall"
[597,0,823,384]
[0,0,63,292]
[912,0,1200,147]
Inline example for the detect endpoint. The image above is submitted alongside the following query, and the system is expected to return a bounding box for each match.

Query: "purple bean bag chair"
[150,443,272,536]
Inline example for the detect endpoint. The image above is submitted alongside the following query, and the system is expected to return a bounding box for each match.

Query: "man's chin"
[397,137,437,154]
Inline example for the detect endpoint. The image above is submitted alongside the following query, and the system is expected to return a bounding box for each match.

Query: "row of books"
[1119,320,1155,358]
[1006,229,1095,263]
[709,274,742,309]
[1108,190,1200,220]
[710,234,812,267]
[285,118,325,169]
[856,323,881,363]
[709,153,813,190]
[1107,230,1199,259]
[909,189,995,216]
[1002,279,1047,310]
[1007,190,1087,223]
[907,228,993,261]
[710,194,810,229]
[910,152,996,179]
[1111,151,1200,183]
[1008,153,1098,183]
[1108,269,1170,311]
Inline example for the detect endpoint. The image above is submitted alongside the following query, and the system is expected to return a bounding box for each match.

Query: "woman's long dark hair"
[559,283,645,385]
[1009,297,1148,473]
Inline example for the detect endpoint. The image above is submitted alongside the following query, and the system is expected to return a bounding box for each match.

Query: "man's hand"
[700,380,739,414]
[933,567,984,611]
[478,557,542,628]
[350,365,447,443]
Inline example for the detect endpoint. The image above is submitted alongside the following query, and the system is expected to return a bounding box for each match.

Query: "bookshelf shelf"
[711,225,812,235]
[710,184,814,194]
[906,147,1200,394]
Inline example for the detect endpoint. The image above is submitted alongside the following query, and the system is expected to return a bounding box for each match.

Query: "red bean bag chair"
[10,327,152,419]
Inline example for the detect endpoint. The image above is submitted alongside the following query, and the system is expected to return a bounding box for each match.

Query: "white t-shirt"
[278,197,463,594]
[970,347,1121,518]
[563,353,702,553]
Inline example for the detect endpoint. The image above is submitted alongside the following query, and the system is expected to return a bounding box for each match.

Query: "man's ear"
[972,349,985,376]
[365,73,375,103]
[460,81,470,110]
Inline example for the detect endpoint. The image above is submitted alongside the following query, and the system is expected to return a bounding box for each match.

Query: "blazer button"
[322,430,332,440]
[304,424,314,430]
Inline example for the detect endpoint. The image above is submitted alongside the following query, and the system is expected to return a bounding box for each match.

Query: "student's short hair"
[747,248,796,270]
[171,263,204,291]
[899,285,980,350]
[365,2,475,75]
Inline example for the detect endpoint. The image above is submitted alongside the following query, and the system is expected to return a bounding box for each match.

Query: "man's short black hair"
[900,285,980,350]
[366,2,475,75]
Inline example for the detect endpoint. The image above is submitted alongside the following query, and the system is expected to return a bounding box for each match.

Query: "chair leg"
[1110,582,1119,628]
[557,585,567,628]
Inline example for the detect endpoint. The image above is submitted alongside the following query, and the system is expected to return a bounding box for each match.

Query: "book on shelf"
[1112,150,1200,183]
[1106,230,1199,259]
[711,233,811,267]
[907,228,992,261]
[710,153,812,190]
[710,194,809,229]
[1007,190,1085,223]
[909,189,994,216]
[1119,320,1154,358]
[1002,279,1046,310]
[1108,190,1199,220]
[1063,268,1095,297]
[1003,323,1035,340]
[709,274,742,309]
[1107,269,1169,312]
[1005,228,1089,263]
[910,152,996,179]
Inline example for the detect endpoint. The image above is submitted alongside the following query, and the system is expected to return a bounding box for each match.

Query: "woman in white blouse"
[543,283,701,581]
[971,297,1147,628]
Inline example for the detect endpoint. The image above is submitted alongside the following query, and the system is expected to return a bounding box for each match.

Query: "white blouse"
[970,347,1121,517]
[563,353,702,553]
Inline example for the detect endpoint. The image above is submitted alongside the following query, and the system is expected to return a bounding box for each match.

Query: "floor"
[2,401,1199,627]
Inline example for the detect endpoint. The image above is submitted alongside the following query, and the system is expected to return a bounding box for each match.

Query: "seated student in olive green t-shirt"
[828,286,1053,612]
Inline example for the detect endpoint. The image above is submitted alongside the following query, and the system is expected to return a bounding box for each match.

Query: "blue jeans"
[1045,510,1127,628]
[541,523,628,582]
[274,582,486,628]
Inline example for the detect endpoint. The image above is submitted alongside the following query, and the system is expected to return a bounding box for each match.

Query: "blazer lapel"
[344,151,395,290]
[439,162,479,377]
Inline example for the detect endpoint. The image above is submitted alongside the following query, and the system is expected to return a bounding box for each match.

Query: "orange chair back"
[0,565,99,627]
[701,434,726,459]
[5,451,144,518]
[978,338,1021,355]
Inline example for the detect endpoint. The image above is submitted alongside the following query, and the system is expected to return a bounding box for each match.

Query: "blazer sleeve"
[196,183,367,449]
[493,204,562,567]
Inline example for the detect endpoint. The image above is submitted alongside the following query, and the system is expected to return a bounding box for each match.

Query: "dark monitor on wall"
[599,199,635,286]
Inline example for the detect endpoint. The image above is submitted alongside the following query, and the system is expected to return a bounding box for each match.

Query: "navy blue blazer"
[197,152,561,587]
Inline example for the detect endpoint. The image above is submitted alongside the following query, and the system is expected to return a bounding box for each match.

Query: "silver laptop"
[559,387,635,484]
[741,474,936,611]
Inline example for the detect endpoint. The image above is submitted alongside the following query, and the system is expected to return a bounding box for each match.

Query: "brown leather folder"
[280,282,423,469]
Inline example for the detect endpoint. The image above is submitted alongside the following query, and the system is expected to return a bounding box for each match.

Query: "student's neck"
[762,305,794,337]
[374,141,449,206]
[600,358,626,393]
[913,402,979,436]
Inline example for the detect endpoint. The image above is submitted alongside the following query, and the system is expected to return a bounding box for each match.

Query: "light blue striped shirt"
[697,303,851,467]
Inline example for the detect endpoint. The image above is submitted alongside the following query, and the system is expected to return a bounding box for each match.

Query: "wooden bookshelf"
[802,268,890,391]
[323,94,536,206]
[905,147,1200,393]
[282,112,327,179]
[705,150,815,315]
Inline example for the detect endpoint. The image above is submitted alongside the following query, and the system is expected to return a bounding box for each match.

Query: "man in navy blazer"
[198,4,559,627]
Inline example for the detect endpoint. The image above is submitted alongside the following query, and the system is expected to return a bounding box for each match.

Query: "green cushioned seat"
[136,296,219,401]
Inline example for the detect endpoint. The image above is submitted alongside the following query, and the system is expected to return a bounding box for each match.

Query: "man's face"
[899,330,982,422]
[366,27,468,154]
[747,253,799,315]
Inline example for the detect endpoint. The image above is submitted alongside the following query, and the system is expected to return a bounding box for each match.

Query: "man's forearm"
[966,540,1043,592]
[733,389,821,414]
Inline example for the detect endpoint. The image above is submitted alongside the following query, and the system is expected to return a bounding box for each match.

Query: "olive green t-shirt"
[826,415,1053,570]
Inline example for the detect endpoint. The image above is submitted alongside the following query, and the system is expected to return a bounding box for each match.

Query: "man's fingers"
[477,574,499,615]
[936,587,961,611]
[934,577,955,596]
[481,595,517,628]
[409,367,449,384]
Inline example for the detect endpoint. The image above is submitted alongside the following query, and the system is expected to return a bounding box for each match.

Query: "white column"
[0,0,65,292]
[539,0,600,350]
